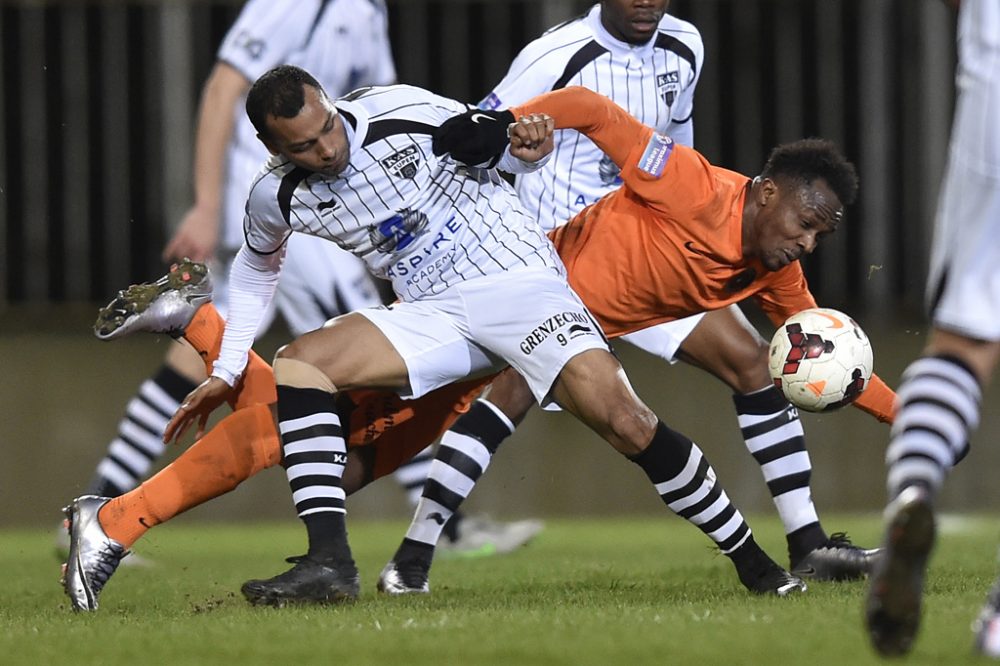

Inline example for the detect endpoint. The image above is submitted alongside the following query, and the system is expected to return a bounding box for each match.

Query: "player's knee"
[603,398,658,456]
[727,337,772,393]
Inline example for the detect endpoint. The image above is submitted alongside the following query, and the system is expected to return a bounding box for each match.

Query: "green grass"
[2,515,998,665]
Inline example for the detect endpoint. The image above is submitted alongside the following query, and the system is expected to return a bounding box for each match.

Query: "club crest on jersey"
[598,154,623,186]
[381,145,421,180]
[370,208,428,253]
[657,71,680,106]
[638,133,674,177]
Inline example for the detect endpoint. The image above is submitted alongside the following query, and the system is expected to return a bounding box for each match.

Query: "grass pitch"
[2,515,998,665]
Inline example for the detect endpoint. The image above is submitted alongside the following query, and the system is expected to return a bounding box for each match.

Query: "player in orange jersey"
[375,87,897,593]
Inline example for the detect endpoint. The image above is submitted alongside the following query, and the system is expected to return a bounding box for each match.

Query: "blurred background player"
[65,0,538,562]
[435,0,884,580]
[865,0,1000,657]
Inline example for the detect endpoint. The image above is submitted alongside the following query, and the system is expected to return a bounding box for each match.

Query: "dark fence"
[0,0,957,322]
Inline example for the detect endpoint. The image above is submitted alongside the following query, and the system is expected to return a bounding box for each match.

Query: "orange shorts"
[340,376,494,480]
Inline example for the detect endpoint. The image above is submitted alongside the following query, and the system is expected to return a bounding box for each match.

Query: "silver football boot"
[61,495,129,611]
[376,560,431,595]
[93,259,212,340]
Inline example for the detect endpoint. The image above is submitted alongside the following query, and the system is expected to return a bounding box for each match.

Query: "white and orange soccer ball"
[768,307,874,412]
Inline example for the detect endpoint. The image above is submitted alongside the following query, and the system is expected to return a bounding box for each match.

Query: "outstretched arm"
[509,86,653,169]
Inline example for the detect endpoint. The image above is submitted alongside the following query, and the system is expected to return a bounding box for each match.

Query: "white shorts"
[619,313,706,362]
[213,234,382,337]
[358,267,609,405]
[927,21,1000,342]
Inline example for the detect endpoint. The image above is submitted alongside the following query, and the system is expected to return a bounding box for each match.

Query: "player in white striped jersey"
[73,0,391,509]
[867,0,1000,656]
[480,1,701,229]
[426,0,881,582]
[70,0,534,558]
[165,65,802,605]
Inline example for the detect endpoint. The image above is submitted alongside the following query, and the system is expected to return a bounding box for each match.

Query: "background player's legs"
[866,331,997,655]
[673,305,877,579]
[81,342,201,502]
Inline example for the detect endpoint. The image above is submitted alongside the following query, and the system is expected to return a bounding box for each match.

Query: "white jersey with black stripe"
[479,4,703,230]
[217,0,396,249]
[927,0,1000,340]
[243,85,561,302]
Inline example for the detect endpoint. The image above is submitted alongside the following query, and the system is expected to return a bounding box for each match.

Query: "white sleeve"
[496,145,553,174]
[665,28,704,148]
[216,0,316,83]
[478,41,561,110]
[212,243,283,386]
[359,0,396,86]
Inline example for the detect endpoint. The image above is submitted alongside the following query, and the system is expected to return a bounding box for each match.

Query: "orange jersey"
[513,87,815,337]
[511,87,894,422]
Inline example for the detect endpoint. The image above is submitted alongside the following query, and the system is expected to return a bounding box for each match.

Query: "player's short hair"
[246,65,326,140]
[761,138,859,206]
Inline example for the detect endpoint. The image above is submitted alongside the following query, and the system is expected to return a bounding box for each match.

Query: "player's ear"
[257,133,280,156]
[757,177,778,206]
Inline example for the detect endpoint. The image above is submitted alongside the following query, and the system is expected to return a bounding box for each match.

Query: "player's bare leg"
[240,314,410,606]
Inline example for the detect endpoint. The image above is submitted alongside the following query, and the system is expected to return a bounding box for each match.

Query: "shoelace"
[394,558,430,588]
[825,532,860,550]
[88,543,127,591]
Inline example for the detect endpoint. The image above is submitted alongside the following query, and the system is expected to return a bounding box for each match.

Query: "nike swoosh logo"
[683,240,713,258]
[814,311,844,328]
[470,113,496,124]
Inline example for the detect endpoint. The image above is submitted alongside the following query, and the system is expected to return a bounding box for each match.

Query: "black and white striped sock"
[393,445,435,507]
[277,385,351,562]
[86,365,195,497]
[398,400,514,556]
[887,355,981,499]
[734,387,825,558]
[631,421,752,554]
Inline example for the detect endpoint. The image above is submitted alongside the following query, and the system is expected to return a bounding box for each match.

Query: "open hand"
[163,376,234,443]
[162,205,220,263]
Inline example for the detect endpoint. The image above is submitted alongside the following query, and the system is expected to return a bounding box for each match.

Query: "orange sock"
[98,402,281,548]
[183,303,277,409]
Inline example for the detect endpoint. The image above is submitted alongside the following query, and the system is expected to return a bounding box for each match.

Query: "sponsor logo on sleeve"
[638,133,674,177]
[479,92,503,110]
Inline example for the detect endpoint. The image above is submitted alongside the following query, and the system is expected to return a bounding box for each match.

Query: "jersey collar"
[586,4,658,59]
[334,99,369,170]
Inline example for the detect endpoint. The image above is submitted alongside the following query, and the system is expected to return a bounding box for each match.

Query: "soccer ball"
[768,307,874,412]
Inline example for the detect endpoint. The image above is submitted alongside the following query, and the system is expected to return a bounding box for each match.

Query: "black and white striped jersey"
[479,4,703,230]
[243,85,560,302]
[216,0,396,249]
